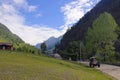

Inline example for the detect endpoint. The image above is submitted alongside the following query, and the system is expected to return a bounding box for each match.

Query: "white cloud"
[28,5,37,12]
[13,0,26,5]
[61,0,100,27]
[35,13,42,18]
[0,0,100,45]
[12,0,37,12]
[0,4,24,24]
[0,2,64,45]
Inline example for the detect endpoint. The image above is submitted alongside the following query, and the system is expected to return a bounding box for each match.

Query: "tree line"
[58,12,120,62]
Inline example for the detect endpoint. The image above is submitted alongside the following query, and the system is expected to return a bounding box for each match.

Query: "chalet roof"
[0,42,13,46]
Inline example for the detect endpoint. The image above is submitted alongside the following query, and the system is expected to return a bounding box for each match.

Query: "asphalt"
[81,61,120,80]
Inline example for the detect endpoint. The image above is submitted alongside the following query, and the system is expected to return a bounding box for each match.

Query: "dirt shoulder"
[81,62,120,80]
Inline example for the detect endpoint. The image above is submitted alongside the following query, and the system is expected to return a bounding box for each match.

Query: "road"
[81,62,120,80]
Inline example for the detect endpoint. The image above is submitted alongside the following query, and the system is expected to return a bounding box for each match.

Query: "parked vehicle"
[89,57,100,68]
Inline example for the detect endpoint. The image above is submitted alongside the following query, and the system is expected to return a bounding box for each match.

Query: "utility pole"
[80,42,82,61]
[80,42,81,61]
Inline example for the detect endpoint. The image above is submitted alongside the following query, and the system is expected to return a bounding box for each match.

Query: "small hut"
[54,53,62,59]
[0,42,13,50]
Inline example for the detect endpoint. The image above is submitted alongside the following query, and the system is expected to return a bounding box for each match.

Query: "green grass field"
[0,51,114,80]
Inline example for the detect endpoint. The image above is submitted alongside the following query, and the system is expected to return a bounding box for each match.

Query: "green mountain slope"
[0,23,39,54]
[0,51,114,80]
[0,23,24,43]
[59,0,120,51]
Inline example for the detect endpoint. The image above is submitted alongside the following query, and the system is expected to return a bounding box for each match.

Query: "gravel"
[81,61,120,80]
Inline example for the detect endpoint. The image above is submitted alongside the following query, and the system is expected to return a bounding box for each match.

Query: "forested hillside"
[0,23,24,44]
[60,0,120,50]
[58,0,120,61]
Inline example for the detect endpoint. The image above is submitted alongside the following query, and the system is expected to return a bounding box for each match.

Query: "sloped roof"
[0,42,13,46]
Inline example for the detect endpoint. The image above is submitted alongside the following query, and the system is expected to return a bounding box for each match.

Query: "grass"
[0,51,115,80]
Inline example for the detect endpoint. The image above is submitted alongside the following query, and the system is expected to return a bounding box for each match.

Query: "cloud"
[0,4,25,25]
[35,13,42,18]
[61,0,100,26]
[28,5,37,12]
[0,1,64,45]
[6,0,38,12]
[0,0,100,45]
[13,0,26,5]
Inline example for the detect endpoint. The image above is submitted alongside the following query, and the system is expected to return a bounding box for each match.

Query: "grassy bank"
[0,51,114,80]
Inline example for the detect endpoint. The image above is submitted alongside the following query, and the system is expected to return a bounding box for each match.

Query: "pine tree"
[85,12,118,62]
[41,42,47,54]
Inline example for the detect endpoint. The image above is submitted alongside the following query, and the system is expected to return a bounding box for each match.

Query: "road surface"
[81,62,120,80]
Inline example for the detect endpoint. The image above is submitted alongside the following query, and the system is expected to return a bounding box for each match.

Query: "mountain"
[36,36,63,51]
[0,23,40,54]
[59,0,120,50]
[0,23,24,44]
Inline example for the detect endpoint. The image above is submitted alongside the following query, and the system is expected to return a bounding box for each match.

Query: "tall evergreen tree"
[85,12,118,62]
[41,42,47,54]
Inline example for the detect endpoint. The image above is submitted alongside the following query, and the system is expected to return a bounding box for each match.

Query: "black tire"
[89,63,92,67]
[97,62,100,68]
[89,61,92,67]
[98,64,100,68]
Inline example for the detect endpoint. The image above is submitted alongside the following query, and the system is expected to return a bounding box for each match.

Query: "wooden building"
[0,42,13,50]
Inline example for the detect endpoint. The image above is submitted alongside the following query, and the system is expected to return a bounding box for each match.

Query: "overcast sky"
[0,0,100,45]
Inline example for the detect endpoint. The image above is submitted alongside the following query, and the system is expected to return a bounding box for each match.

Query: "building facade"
[0,43,13,50]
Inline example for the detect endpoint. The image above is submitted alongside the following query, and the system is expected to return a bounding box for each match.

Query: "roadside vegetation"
[58,12,120,65]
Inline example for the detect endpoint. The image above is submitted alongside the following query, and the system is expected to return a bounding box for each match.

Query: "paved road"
[81,62,120,80]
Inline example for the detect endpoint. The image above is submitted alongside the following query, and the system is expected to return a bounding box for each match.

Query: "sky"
[0,0,100,45]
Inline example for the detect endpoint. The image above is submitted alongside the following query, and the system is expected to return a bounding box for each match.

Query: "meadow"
[0,51,114,80]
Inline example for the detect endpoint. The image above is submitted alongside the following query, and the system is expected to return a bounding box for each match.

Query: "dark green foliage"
[85,12,118,62]
[41,42,47,54]
[59,41,85,60]
[67,41,80,55]
[59,12,120,62]
[59,0,120,53]
[58,0,120,62]
[16,43,40,54]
